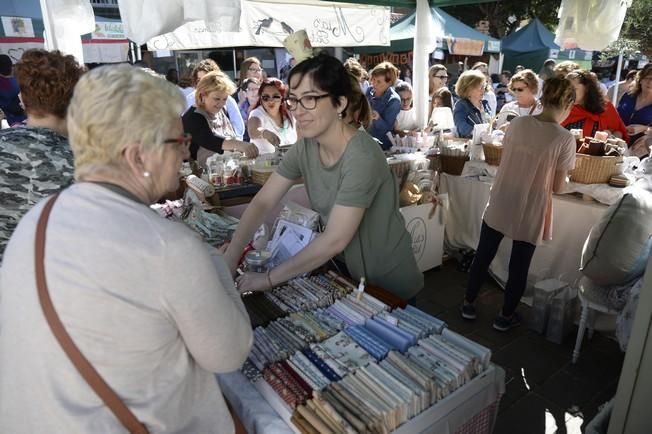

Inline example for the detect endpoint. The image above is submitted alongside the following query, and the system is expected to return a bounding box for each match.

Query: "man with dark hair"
[0,54,26,126]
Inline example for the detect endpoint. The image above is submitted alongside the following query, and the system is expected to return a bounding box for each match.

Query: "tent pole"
[233,49,237,79]
[612,53,623,104]
[39,0,57,51]
[413,0,434,129]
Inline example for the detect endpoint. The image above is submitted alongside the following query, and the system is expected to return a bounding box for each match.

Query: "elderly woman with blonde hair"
[0,64,253,433]
[453,69,492,138]
[495,69,543,129]
[182,71,258,166]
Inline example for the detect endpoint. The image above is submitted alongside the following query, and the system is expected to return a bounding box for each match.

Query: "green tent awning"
[354,6,500,54]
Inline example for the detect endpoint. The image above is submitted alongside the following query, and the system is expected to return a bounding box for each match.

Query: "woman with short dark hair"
[226,53,423,300]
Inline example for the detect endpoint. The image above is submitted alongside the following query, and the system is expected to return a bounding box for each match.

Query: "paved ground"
[416,260,624,434]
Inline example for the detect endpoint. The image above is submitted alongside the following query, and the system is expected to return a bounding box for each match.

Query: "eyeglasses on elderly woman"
[163,133,192,148]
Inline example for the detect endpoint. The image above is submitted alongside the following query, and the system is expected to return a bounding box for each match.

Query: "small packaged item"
[244,250,272,273]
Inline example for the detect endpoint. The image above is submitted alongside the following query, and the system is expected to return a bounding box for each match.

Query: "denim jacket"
[366,86,401,150]
[453,98,491,138]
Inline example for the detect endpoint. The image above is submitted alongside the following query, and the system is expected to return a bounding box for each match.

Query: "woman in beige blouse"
[461,76,577,332]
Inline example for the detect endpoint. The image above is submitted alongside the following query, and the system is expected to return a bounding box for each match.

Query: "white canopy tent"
[116,0,391,49]
[117,0,438,129]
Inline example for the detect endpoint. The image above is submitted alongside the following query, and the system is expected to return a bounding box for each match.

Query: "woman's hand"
[235,271,271,294]
[226,139,259,158]
[371,110,380,121]
[626,124,649,136]
[262,129,281,146]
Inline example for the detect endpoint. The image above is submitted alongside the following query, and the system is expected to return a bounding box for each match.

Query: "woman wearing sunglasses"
[247,78,297,154]
[496,69,543,129]
[226,53,423,302]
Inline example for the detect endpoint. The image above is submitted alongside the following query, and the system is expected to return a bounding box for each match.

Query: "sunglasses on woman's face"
[261,94,282,102]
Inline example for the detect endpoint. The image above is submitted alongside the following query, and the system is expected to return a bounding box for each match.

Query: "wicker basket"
[251,168,274,185]
[482,143,503,166]
[569,154,622,184]
[388,160,411,180]
[440,155,469,176]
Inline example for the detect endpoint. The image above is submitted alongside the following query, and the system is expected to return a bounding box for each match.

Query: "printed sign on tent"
[147,1,390,50]
[92,22,126,40]
[1,17,35,38]
[446,37,484,56]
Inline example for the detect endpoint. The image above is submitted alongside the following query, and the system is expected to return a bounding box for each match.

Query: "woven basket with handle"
[569,154,622,184]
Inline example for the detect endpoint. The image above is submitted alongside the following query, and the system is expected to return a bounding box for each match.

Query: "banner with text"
[91,21,126,40]
[148,1,390,50]
[360,51,413,68]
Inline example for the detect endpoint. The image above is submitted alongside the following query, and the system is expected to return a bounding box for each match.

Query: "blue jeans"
[465,221,536,317]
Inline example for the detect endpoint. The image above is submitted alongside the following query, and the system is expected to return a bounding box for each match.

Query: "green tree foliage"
[444,0,562,38]
[621,0,652,56]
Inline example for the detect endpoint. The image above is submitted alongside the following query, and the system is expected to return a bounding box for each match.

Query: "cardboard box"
[399,193,447,272]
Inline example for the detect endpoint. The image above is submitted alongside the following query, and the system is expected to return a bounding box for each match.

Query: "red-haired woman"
[247,78,297,154]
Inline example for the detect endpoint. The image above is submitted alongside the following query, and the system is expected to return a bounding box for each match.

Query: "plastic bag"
[277,201,320,231]
[546,286,577,344]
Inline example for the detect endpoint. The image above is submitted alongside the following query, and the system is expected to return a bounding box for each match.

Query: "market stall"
[215,271,504,434]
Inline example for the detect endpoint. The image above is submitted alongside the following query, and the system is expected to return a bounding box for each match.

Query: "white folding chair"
[572,276,620,364]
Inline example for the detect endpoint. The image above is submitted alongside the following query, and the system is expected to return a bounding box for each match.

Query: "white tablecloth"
[440,174,609,301]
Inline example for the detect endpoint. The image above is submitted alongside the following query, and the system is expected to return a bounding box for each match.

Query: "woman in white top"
[247,78,297,154]
[0,65,253,433]
[394,81,419,134]
[496,69,543,129]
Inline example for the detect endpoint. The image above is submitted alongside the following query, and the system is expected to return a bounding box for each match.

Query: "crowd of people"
[0,45,651,431]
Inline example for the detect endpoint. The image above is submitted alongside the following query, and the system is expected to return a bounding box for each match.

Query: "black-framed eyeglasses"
[285,94,330,111]
[164,133,192,148]
[261,94,283,102]
[434,75,449,80]
[400,97,412,104]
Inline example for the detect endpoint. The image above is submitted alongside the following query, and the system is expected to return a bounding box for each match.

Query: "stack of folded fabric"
[240,274,495,433]
[344,326,392,361]
[311,331,377,377]
[326,292,390,326]
[243,273,354,327]
[247,309,347,372]
[291,330,492,434]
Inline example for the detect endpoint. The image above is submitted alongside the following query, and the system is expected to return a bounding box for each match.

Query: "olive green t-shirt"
[277,130,423,300]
